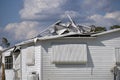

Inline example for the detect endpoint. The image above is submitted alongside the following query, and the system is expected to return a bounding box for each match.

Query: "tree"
[1,37,10,48]
[94,26,106,33]
[110,25,120,29]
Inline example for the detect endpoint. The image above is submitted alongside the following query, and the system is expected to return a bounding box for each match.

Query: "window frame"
[5,55,13,69]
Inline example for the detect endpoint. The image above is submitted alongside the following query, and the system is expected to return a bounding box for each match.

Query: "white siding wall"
[41,39,115,80]
[5,70,14,80]
[21,44,41,80]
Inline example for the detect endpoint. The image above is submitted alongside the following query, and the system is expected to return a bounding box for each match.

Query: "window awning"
[115,48,120,64]
[26,46,35,66]
[52,43,87,64]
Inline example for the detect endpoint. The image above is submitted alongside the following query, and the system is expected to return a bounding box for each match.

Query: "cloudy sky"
[0,0,120,45]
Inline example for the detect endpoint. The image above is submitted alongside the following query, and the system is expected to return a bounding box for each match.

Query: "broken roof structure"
[37,15,95,37]
[1,15,120,52]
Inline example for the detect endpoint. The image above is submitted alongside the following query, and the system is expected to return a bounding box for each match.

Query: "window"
[52,43,87,64]
[5,56,13,69]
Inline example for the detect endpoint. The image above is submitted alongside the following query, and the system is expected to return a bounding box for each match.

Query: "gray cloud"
[87,11,120,27]
[4,21,44,41]
[19,0,67,20]
[19,0,114,22]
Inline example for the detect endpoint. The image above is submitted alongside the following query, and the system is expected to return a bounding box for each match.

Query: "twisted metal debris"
[37,15,95,37]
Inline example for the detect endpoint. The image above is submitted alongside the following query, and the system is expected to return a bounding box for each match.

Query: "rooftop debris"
[37,15,96,37]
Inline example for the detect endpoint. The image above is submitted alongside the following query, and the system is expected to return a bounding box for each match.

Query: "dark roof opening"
[64,34,91,37]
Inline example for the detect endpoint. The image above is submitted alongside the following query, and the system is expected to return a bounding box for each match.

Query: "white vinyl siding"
[52,43,87,64]
[21,45,41,80]
[42,41,115,80]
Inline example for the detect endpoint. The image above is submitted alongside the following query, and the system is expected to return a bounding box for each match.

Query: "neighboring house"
[0,17,120,80]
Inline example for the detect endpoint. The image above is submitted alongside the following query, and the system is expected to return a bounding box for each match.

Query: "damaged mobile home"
[0,16,120,80]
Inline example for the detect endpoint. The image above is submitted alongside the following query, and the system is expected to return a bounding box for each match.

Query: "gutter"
[2,33,96,52]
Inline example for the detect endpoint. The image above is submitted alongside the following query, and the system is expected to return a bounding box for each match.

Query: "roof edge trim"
[91,28,120,37]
